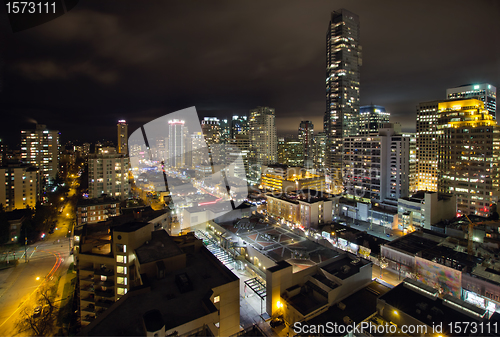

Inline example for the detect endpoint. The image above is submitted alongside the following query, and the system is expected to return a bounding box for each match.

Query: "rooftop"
[385,230,444,255]
[320,254,369,280]
[82,245,238,336]
[135,230,185,264]
[379,279,491,334]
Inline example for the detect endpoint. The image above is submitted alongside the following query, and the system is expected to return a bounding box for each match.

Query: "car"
[270,316,285,328]
[33,306,42,318]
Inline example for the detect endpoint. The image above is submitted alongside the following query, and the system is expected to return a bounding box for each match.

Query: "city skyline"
[0,0,499,147]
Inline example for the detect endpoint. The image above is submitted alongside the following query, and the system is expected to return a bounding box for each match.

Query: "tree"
[16,284,59,336]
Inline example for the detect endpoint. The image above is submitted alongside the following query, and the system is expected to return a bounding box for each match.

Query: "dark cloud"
[0,0,499,146]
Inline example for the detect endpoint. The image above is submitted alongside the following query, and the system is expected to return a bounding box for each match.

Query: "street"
[0,179,77,336]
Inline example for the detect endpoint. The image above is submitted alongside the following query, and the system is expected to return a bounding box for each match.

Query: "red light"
[198,198,222,206]
[456,212,462,218]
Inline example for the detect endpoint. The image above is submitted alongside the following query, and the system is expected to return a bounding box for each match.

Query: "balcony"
[82,314,96,323]
[81,295,95,303]
[95,269,114,277]
[80,284,95,292]
[82,304,95,313]
[95,289,114,298]
[95,280,114,287]
[95,299,114,309]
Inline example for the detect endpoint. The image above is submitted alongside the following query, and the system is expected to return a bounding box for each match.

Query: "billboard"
[415,256,462,298]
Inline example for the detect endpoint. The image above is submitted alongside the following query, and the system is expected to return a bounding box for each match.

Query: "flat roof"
[320,254,369,280]
[113,221,150,233]
[379,279,489,333]
[385,230,443,255]
[135,230,185,264]
[303,281,391,331]
[219,220,339,268]
[83,247,238,336]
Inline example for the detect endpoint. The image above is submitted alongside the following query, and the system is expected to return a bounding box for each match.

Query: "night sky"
[0,0,499,147]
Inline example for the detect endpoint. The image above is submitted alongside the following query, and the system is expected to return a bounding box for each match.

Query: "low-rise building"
[260,165,325,193]
[76,197,121,226]
[397,191,456,231]
[266,189,333,229]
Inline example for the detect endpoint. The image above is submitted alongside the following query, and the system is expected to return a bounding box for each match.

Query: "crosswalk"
[195,231,236,268]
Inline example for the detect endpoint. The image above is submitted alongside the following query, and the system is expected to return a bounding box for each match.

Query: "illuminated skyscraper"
[359,105,389,135]
[21,124,59,182]
[231,115,248,138]
[298,121,314,168]
[416,100,440,192]
[249,106,277,183]
[117,120,128,155]
[168,119,185,168]
[447,83,496,119]
[325,8,362,192]
[437,99,500,216]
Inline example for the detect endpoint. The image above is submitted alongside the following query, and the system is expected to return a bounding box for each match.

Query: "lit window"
[116,255,127,264]
[214,296,220,303]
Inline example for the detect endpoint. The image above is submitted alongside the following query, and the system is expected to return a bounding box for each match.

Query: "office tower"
[249,106,277,183]
[447,83,496,119]
[231,115,248,138]
[220,119,230,143]
[313,132,328,170]
[343,124,410,203]
[201,117,221,145]
[416,100,440,192]
[190,132,206,168]
[225,134,250,179]
[0,164,39,211]
[437,99,499,216]
[201,117,222,164]
[325,9,362,193]
[298,121,314,168]
[88,154,130,199]
[277,138,303,167]
[359,105,390,135]
[21,124,59,182]
[403,133,417,194]
[168,119,185,168]
[117,120,128,155]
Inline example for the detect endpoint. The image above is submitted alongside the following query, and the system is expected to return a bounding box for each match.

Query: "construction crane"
[462,214,500,256]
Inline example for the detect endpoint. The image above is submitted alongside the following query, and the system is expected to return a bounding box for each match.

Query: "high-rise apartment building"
[21,124,59,182]
[168,119,185,168]
[359,105,390,135]
[225,135,250,179]
[343,124,410,203]
[88,154,130,199]
[117,120,128,155]
[447,83,496,119]
[437,99,500,216]
[313,132,328,170]
[0,164,39,211]
[298,121,314,168]
[325,9,362,193]
[249,106,277,183]
[416,100,440,192]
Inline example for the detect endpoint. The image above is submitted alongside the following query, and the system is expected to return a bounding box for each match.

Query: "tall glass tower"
[325,8,361,193]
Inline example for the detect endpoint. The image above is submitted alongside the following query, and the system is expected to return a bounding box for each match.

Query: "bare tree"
[16,284,59,336]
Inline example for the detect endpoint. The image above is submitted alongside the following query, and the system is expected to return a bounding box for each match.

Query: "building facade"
[436,99,500,216]
[416,100,440,192]
[260,165,326,192]
[447,83,496,119]
[117,120,128,155]
[168,119,185,168]
[277,138,303,167]
[0,165,39,211]
[359,105,389,135]
[325,9,362,193]
[249,106,277,183]
[21,124,59,182]
[298,121,314,168]
[88,154,130,199]
[342,124,410,203]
